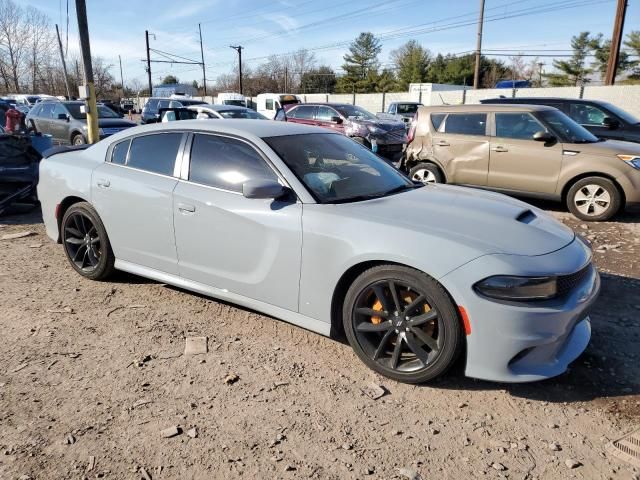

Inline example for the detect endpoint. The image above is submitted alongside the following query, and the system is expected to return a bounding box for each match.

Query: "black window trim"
[104,131,188,179]
[178,130,292,196]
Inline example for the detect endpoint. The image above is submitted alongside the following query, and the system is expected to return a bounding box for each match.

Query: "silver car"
[37,120,600,384]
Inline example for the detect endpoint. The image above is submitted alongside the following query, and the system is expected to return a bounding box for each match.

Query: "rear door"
[488,112,563,194]
[173,132,302,311]
[50,103,70,143]
[314,106,345,133]
[432,112,489,185]
[286,105,317,127]
[91,132,185,274]
[33,103,54,136]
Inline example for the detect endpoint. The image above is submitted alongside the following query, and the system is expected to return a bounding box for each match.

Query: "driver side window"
[495,112,545,140]
[569,104,607,126]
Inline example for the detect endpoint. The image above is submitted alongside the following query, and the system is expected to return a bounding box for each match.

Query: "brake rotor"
[369,289,432,335]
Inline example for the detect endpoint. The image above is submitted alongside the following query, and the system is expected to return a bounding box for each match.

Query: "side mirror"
[242,179,287,199]
[603,117,620,130]
[57,113,69,121]
[533,131,555,142]
[331,116,343,124]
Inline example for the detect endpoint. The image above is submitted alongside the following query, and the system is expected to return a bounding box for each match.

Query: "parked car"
[26,100,136,145]
[98,99,125,116]
[495,80,532,88]
[8,94,41,107]
[37,119,599,384]
[377,101,423,126]
[404,104,640,221]
[120,98,135,114]
[481,97,640,143]
[215,92,247,107]
[276,103,407,162]
[256,93,301,119]
[187,104,267,119]
[141,97,207,124]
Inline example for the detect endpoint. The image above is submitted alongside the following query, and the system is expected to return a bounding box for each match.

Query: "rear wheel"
[566,176,621,221]
[409,162,443,184]
[343,265,463,383]
[61,202,114,280]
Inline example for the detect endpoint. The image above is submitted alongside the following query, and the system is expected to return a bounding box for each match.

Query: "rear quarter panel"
[37,148,102,242]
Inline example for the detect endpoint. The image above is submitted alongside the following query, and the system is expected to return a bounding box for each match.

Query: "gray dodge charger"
[37,120,600,384]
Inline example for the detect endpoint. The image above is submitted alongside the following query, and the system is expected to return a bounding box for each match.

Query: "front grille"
[557,264,592,297]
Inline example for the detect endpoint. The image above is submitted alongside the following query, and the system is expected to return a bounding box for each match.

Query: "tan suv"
[404,104,640,221]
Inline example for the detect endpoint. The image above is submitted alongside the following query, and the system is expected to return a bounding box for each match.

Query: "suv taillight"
[407,120,417,143]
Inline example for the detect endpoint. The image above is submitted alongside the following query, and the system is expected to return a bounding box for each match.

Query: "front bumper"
[616,169,640,204]
[440,238,600,382]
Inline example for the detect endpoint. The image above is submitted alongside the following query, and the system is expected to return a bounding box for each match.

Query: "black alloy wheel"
[343,265,462,383]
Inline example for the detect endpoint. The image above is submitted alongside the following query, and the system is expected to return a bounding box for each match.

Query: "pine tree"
[390,40,431,90]
[336,32,382,93]
[547,32,600,86]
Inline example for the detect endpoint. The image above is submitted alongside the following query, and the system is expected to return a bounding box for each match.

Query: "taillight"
[407,123,416,143]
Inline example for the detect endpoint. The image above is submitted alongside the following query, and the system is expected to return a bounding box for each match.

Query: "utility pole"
[118,55,125,98]
[145,30,153,96]
[55,24,71,99]
[284,66,288,92]
[473,0,486,89]
[230,45,243,94]
[537,62,544,87]
[198,23,207,96]
[605,0,628,85]
[75,0,99,144]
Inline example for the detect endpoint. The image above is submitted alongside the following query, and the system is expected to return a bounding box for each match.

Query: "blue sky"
[23,0,640,89]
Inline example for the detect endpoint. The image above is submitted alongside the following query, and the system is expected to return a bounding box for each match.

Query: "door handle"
[178,203,196,213]
[436,141,450,147]
[491,146,509,152]
[96,179,110,188]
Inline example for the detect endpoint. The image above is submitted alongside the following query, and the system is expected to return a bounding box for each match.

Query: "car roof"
[120,119,332,138]
[483,97,600,104]
[188,104,249,111]
[420,104,557,113]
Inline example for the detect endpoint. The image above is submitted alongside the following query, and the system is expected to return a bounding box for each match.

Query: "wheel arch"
[560,172,625,205]
[70,129,85,143]
[56,195,89,243]
[406,159,447,182]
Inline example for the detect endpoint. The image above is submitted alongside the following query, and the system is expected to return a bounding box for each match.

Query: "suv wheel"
[409,162,443,184]
[72,133,86,146]
[566,176,621,221]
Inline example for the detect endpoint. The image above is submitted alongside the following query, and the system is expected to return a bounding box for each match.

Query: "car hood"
[97,118,137,127]
[349,118,405,131]
[334,184,575,257]
[565,139,640,157]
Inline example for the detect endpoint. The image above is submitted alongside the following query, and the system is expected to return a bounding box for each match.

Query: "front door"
[432,112,490,185]
[314,105,346,133]
[488,112,563,194]
[91,132,185,274]
[173,133,303,312]
[50,103,71,143]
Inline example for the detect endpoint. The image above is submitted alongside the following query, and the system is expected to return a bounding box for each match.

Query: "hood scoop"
[516,209,537,224]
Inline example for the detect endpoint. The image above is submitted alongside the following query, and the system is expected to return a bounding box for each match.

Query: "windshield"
[600,101,640,125]
[67,104,121,119]
[218,109,266,119]
[538,110,599,143]
[264,133,415,203]
[223,100,246,107]
[335,105,377,121]
[27,96,40,104]
[397,104,420,114]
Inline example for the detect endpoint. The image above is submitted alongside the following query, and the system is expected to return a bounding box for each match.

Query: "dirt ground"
[1,204,639,480]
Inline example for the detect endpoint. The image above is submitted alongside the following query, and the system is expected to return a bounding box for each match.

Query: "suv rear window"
[444,113,487,136]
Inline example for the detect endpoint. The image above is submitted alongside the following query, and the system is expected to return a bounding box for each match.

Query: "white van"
[256,93,301,119]
[215,92,246,107]
[9,94,42,107]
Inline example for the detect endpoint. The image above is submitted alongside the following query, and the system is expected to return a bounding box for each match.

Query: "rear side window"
[444,113,487,136]
[431,113,446,131]
[289,105,315,120]
[189,134,277,192]
[111,139,130,165]
[127,133,182,176]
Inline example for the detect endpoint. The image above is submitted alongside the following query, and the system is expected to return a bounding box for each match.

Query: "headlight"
[367,125,384,135]
[617,154,640,170]
[474,275,557,301]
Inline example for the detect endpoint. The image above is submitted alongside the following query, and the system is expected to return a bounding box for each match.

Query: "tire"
[409,162,444,184]
[61,202,115,280]
[343,265,463,384]
[566,176,621,221]
[71,133,86,146]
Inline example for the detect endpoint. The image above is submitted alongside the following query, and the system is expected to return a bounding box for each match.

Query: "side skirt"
[114,259,332,337]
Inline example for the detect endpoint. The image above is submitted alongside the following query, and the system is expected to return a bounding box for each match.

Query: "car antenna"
[438,93,449,105]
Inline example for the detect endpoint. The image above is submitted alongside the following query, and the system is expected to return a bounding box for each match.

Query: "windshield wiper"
[326,184,419,204]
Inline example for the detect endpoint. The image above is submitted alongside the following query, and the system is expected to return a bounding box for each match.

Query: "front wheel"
[72,133,86,146]
[343,265,463,384]
[61,202,115,280]
[409,162,443,184]
[566,176,621,221]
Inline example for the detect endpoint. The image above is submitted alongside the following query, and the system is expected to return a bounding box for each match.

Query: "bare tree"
[25,6,54,93]
[0,0,28,92]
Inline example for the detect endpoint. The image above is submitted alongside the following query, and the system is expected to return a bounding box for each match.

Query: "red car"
[275,103,407,163]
